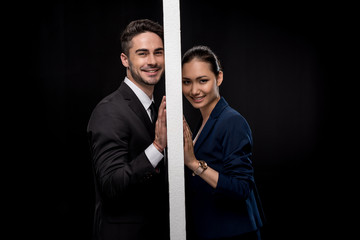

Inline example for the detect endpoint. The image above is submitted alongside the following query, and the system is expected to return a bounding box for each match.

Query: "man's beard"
[128,63,160,86]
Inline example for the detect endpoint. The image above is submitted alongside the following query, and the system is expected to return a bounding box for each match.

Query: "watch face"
[199,160,208,169]
[193,161,208,176]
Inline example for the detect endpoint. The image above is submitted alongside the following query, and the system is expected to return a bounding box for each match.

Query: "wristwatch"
[192,160,208,176]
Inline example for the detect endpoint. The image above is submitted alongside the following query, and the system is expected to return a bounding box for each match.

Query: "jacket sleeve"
[87,104,157,200]
[214,114,255,200]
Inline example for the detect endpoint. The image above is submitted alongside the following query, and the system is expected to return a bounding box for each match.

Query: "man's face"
[121,32,164,87]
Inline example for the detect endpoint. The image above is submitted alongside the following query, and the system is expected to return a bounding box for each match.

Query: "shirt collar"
[124,77,154,110]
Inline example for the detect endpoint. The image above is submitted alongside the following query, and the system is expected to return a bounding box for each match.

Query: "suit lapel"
[194,117,216,154]
[194,97,228,154]
[119,82,155,139]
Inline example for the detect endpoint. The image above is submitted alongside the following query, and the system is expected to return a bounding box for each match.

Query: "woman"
[182,46,265,240]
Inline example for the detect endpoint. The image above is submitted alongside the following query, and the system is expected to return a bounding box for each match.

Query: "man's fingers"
[157,96,166,120]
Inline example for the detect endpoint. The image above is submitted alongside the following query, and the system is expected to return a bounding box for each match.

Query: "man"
[87,19,169,240]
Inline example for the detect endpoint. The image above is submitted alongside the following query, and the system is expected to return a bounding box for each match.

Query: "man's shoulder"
[99,89,123,105]
[95,82,131,108]
[87,89,129,131]
[89,85,128,118]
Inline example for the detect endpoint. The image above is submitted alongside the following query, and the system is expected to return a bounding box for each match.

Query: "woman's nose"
[191,84,200,95]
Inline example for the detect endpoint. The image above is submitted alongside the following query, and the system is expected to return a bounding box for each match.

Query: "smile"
[191,96,205,103]
[142,68,160,73]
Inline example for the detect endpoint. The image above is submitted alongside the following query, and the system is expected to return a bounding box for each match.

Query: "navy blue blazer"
[185,97,264,240]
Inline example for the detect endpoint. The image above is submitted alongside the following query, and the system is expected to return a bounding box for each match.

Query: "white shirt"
[124,77,163,168]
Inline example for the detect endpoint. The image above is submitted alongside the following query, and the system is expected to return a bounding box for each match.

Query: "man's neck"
[126,75,154,99]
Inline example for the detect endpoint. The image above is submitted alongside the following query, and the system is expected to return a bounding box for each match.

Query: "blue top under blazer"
[185,97,264,240]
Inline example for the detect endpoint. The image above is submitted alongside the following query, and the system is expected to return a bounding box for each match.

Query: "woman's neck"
[199,96,220,123]
[193,97,220,144]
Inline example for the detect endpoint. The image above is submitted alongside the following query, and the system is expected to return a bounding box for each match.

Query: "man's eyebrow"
[135,48,149,53]
[135,48,164,53]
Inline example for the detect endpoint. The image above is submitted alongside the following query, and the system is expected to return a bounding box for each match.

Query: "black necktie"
[150,102,157,123]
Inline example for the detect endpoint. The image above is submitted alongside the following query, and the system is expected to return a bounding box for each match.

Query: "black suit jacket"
[87,81,169,240]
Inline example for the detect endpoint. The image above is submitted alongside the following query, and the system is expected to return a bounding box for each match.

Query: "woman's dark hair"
[182,45,222,76]
[120,19,163,56]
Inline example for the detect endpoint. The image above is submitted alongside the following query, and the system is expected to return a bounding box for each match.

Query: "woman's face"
[182,59,223,110]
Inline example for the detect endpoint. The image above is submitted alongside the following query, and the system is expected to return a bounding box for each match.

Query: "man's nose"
[147,54,157,65]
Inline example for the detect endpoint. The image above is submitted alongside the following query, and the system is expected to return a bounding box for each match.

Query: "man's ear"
[216,71,223,87]
[120,53,129,68]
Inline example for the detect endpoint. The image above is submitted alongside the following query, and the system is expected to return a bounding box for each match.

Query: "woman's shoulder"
[216,98,247,121]
[216,103,253,148]
[216,101,252,138]
[221,104,248,126]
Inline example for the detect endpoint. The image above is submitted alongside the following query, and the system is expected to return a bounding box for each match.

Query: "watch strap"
[192,160,208,176]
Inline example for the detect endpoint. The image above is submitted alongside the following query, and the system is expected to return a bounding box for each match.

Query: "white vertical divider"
[162,0,186,239]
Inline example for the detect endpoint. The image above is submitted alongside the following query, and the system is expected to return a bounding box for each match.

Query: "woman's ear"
[216,71,223,87]
[120,53,129,68]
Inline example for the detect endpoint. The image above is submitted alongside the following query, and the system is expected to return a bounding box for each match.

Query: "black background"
[12,0,353,239]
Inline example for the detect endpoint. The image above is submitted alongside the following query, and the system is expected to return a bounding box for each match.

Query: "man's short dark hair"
[121,19,164,56]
